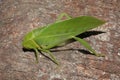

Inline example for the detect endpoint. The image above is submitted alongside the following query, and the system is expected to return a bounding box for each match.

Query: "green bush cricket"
[22,13,106,65]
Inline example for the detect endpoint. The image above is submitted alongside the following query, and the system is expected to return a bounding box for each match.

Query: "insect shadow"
[51,30,105,55]
[23,30,105,62]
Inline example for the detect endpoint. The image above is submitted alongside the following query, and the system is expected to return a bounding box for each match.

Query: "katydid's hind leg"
[56,13,72,22]
[34,49,39,63]
[42,49,59,65]
[72,36,104,57]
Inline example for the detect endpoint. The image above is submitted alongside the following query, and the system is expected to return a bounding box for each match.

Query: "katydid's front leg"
[34,48,39,63]
[41,49,59,65]
[72,36,105,57]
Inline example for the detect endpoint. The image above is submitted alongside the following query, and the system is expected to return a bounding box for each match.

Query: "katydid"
[22,13,106,65]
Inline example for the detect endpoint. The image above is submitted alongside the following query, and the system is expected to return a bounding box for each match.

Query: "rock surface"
[0,0,120,80]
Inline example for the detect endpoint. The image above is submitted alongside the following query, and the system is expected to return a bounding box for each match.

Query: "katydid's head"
[22,31,37,50]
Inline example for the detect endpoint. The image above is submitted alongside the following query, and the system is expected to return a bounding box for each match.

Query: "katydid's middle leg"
[56,13,72,22]
[42,49,59,65]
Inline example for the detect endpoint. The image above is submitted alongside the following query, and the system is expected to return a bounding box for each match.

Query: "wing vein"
[37,32,77,38]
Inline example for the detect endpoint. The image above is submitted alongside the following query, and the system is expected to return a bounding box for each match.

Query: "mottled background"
[0,0,120,80]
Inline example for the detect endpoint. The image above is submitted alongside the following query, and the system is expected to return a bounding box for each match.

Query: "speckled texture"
[0,0,120,80]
